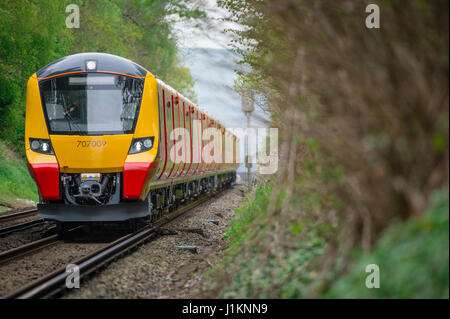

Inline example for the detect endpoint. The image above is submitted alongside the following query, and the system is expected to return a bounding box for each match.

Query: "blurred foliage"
[209,182,449,298]
[214,181,331,298]
[200,143,342,298]
[207,0,449,298]
[326,190,449,298]
[0,0,203,154]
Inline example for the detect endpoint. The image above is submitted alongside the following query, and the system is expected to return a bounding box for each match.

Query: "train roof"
[36,52,150,79]
[156,79,237,138]
[35,53,238,139]
[156,78,213,123]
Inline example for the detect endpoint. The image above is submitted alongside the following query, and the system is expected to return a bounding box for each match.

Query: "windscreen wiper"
[61,95,84,135]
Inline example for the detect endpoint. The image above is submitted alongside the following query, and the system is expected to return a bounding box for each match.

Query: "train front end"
[25,53,159,222]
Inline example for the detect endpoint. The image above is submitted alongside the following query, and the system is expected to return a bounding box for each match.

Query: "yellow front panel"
[26,151,58,165]
[125,73,160,199]
[25,74,54,164]
[51,135,133,173]
[127,73,159,164]
[133,73,159,141]
[29,72,160,174]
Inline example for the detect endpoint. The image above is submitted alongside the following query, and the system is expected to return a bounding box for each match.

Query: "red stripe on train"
[123,162,153,199]
[29,163,60,200]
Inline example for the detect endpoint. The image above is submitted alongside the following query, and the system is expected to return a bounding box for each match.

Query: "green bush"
[210,181,330,298]
[0,107,26,155]
[325,190,449,298]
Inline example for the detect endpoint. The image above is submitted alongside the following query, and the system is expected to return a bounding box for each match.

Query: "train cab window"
[39,73,144,135]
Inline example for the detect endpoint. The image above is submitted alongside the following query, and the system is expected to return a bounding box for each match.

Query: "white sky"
[172,0,240,49]
[172,1,270,173]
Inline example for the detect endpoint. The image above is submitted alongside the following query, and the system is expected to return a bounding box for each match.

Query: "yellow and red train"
[25,53,239,225]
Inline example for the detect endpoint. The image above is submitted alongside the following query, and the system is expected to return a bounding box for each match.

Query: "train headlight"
[41,142,49,152]
[31,140,40,150]
[29,138,54,155]
[135,141,143,152]
[85,60,97,71]
[143,138,153,149]
[129,137,154,154]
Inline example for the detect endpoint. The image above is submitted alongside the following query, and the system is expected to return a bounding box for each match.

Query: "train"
[25,52,239,227]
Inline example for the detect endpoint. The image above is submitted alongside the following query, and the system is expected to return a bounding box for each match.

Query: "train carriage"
[25,53,239,224]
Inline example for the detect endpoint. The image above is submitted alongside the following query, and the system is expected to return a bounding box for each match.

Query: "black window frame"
[38,72,145,136]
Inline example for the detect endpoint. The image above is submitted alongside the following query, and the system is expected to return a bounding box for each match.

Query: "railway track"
[0,219,46,237]
[5,191,219,299]
[0,224,83,265]
[0,234,59,265]
[0,208,38,224]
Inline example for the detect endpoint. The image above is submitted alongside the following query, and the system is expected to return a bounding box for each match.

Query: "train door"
[236,134,240,170]
[165,91,175,179]
[175,96,184,177]
[168,93,178,178]
[193,110,201,174]
[199,113,206,173]
[233,135,237,169]
[205,117,214,172]
[185,104,194,176]
[157,87,170,179]
[180,101,190,177]
[220,124,225,172]
[212,120,219,172]
[154,84,166,180]
[173,95,183,177]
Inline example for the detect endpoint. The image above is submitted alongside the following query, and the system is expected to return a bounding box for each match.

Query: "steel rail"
[5,190,221,299]
[0,234,60,265]
[0,219,46,237]
[0,208,38,223]
[0,225,83,265]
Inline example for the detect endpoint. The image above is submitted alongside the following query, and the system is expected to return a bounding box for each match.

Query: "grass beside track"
[0,142,38,212]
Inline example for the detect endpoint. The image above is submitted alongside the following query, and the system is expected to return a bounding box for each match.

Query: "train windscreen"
[39,73,144,135]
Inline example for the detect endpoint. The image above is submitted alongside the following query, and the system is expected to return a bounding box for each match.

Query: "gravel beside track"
[0,241,105,297]
[65,185,246,298]
[0,223,50,253]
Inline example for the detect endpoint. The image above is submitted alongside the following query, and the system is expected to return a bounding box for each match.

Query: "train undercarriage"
[147,171,236,221]
[49,171,236,233]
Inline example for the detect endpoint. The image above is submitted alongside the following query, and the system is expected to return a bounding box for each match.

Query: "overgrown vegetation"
[214,181,330,298]
[326,190,449,298]
[0,0,204,154]
[199,0,449,298]
[205,183,448,298]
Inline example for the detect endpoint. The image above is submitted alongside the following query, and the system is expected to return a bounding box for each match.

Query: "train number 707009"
[77,140,107,148]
